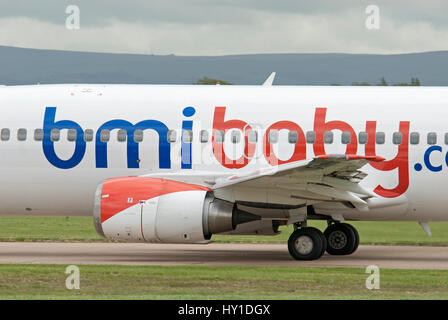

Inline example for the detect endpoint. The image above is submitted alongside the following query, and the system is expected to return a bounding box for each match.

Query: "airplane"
[0,74,446,261]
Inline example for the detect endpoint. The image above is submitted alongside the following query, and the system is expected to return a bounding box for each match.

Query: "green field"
[1,264,447,299]
[0,216,447,246]
[1,217,448,300]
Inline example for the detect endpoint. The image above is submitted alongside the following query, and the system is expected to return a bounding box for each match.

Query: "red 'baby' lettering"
[365,121,410,197]
[211,106,410,198]
[263,121,306,165]
[212,107,256,169]
[313,107,357,156]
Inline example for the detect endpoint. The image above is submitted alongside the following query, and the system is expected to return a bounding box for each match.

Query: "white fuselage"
[0,84,447,222]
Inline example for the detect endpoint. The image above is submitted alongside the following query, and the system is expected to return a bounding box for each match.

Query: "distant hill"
[0,46,447,86]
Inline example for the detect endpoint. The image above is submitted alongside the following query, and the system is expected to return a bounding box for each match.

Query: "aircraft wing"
[212,154,385,206]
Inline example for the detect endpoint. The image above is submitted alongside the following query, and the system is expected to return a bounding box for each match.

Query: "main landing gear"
[287,222,360,261]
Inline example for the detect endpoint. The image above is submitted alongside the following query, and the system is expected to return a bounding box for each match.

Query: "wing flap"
[213,154,384,204]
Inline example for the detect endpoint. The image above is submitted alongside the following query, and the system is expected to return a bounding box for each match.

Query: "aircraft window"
[100,129,110,142]
[341,131,351,144]
[410,132,420,145]
[200,130,208,143]
[117,129,127,142]
[167,130,177,143]
[84,129,93,142]
[324,131,333,144]
[376,132,385,144]
[183,130,193,143]
[288,131,298,144]
[306,131,315,144]
[17,128,27,141]
[230,130,240,144]
[34,129,43,141]
[50,129,60,142]
[268,130,278,144]
[248,131,258,143]
[427,132,437,145]
[445,133,448,145]
[358,132,368,144]
[134,129,143,143]
[393,132,402,145]
[67,129,77,142]
[1,128,10,141]
[215,130,224,143]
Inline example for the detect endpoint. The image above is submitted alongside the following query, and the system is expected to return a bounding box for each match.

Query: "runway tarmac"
[1,242,448,269]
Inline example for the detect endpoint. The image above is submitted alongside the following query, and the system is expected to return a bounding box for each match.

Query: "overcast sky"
[0,0,447,55]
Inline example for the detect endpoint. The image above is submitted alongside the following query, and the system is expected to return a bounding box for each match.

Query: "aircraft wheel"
[288,227,327,261]
[324,223,357,255]
[344,223,360,254]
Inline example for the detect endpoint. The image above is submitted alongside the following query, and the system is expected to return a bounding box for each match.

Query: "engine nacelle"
[93,177,260,243]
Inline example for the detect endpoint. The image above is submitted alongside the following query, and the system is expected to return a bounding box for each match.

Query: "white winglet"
[262,72,276,86]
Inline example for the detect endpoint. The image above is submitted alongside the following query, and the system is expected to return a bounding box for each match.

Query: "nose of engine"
[93,182,106,238]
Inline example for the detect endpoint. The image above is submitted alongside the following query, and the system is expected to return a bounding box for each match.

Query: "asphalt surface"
[1,242,448,269]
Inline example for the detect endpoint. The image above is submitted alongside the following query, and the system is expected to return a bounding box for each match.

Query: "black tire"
[318,229,328,257]
[288,227,326,261]
[344,224,360,254]
[324,223,357,255]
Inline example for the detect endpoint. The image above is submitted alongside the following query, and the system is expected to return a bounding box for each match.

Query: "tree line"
[349,77,421,86]
[194,76,422,86]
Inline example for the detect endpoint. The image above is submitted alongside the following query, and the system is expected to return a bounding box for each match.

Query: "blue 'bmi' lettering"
[43,107,86,169]
[42,107,172,169]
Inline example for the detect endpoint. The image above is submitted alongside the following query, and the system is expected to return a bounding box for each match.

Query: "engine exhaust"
[203,193,260,237]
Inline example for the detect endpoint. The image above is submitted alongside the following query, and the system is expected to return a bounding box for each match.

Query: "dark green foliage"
[194,77,233,85]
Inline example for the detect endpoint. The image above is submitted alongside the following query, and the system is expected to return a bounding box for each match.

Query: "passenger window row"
[212,130,442,146]
[210,130,442,146]
[0,128,444,146]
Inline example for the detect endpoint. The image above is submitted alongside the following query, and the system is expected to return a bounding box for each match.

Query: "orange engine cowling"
[93,177,260,243]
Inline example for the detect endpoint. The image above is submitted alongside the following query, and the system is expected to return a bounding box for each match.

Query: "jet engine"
[93,177,260,243]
